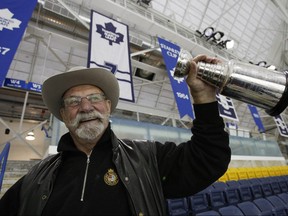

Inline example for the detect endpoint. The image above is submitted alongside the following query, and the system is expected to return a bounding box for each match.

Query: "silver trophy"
[174,49,288,116]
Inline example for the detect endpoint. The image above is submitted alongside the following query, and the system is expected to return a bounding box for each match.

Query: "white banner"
[88,10,134,102]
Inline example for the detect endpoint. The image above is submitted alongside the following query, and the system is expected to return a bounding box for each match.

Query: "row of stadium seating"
[166,167,288,216]
[218,166,288,181]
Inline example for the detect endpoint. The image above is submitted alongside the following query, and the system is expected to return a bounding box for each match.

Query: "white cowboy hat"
[42,67,119,121]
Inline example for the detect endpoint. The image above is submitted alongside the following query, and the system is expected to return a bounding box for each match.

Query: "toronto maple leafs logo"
[274,116,287,130]
[170,67,185,84]
[96,22,124,45]
[0,8,21,31]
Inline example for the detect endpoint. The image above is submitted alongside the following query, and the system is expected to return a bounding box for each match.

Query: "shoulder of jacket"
[26,153,61,175]
[120,139,156,153]
[38,153,61,166]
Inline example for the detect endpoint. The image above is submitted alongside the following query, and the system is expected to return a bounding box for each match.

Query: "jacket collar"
[57,124,113,153]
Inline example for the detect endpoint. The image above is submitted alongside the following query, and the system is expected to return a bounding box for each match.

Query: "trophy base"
[266,73,288,116]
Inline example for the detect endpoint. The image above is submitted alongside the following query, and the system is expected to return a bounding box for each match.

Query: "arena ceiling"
[1,0,288,142]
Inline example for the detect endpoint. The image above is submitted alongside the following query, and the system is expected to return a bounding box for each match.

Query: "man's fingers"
[192,54,221,64]
[192,54,208,63]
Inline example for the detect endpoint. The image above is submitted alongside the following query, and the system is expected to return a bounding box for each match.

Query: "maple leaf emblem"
[96,22,124,45]
[0,8,22,31]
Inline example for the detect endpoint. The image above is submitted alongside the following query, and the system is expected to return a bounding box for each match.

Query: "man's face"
[60,84,111,141]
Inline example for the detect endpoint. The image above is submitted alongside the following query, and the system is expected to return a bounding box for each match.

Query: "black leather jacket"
[18,132,166,215]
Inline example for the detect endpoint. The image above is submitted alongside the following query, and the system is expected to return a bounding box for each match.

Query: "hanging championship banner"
[247,104,265,133]
[274,115,288,137]
[216,93,238,121]
[0,0,37,86]
[88,10,134,102]
[157,37,194,119]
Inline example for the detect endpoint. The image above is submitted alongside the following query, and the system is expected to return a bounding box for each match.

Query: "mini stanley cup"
[174,49,288,116]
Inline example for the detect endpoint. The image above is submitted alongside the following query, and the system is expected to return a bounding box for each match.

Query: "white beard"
[66,111,109,141]
[75,120,106,140]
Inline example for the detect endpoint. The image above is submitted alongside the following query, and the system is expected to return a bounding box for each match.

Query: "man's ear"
[60,108,66,121]
[106,100,112,114]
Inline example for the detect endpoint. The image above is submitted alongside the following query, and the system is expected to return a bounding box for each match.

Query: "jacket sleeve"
[156,101,231,198]
[0,176,24,216]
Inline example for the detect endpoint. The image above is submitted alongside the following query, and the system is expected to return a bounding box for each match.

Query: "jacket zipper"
[80,151,91,201]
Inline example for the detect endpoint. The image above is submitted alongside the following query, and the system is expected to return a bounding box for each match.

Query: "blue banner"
[157,37,194,119]
[216,93,238,121]
[0,142,10,191]
[247,104,265,133]
[274,115,288,137]
[3,78,42,93]
[26,81,42,93]
[0,0,37,86]
[3,78,26,89]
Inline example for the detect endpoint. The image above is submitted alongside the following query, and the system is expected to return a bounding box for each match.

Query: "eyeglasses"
[63,93,106,108]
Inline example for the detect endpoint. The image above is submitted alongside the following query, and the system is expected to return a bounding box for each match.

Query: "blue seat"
[248,178,261,185]
[208,189,227,210]
[250,183,264,199]
[238,184,253,201]
[187,191,210,215]
[266,178,282,195]
[277,193,288,204]
[238,179,250,185]
[278,181,288,192]
[274,177,288,193]
[224,186,241,205]
[266,195,287,211]
[166,197,189,216]
[253,198,273,211]
[226,180,240,187]
[237,201,269,216]
[195,210,220,216]
[218,205,244,216]
[253,198,285,216]
[260,182,273,197]
[270,181,281,194]
[212,181,227,190]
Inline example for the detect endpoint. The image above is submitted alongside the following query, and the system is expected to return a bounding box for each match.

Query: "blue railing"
[0,142,10,191]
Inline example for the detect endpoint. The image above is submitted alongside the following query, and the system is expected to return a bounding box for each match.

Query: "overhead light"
[225,40,235,49]
[257,61,267,67]
[208,31,224,42]
[217,39,234,49]
[203,27,214,37]
[25,131,35,141]
[267,65,277,70]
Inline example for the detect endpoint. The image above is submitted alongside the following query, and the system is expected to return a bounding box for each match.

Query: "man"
[0,55,231,215]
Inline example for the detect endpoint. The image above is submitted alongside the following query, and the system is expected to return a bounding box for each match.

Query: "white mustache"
[70,111,105,128]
